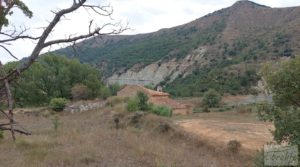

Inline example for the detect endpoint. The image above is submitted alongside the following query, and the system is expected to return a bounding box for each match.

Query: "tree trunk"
[4,79,15,140]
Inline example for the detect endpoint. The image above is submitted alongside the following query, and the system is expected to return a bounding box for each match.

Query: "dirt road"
[174,112,274,151]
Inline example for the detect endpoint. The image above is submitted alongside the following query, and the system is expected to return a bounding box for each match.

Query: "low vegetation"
[166,67,260,97]
[49,98,68,112]
[126,92,172,117]
[3,1,297,167]
[0,105,253,167]
[57,18,227,76]
[126,98,139,112]
[150,105,172,117]
[136,91,150,111]
[3,55,113,107]
[202,89,222,108]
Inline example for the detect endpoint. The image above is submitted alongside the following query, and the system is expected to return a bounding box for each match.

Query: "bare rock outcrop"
[107,47,207,86]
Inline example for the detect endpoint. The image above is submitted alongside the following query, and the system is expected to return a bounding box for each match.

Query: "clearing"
[174,111,274,151]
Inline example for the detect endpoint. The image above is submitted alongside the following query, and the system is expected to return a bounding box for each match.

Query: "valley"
[1,0,299,167]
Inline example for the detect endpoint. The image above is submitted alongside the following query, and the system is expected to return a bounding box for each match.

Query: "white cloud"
[1,0,300,63]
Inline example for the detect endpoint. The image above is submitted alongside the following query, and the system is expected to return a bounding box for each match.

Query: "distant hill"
[55,0,300,97]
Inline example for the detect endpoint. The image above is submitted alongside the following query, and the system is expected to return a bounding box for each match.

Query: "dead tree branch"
[4,78,16,140]
[0,0,127,83]
[0,127,31,135]
[0,44,18,60]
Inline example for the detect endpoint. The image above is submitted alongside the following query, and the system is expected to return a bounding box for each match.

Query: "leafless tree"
[0,0,127,140]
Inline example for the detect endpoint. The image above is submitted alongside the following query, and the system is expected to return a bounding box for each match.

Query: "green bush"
[136,91,149,111]
[127,92,150,112]
[144,84,155,90]
[49,98,68,112]
[99,87,111,100]
[127,98,139,112]
[202,89,221,108]
[108,83,122,96]
[150,105,172,117]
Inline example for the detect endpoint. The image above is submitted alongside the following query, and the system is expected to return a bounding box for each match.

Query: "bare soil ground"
[174,111,274,151]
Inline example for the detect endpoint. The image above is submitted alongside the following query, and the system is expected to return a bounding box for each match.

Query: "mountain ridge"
[55,1,300,96]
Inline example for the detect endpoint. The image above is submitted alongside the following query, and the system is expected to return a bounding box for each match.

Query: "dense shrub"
[126,98,139,112]
[126,92,150,112]
[202,89,221,108]
[136,91,149,111]
[166,67,260,97]
[99,87,111,100]
[4,55,106,107]
[71,84,89,100]
[150,105,172,117]
[49,98,68,112]
[108,83,122,96]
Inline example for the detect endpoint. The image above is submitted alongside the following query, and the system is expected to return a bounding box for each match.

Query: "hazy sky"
[1,0,300,63]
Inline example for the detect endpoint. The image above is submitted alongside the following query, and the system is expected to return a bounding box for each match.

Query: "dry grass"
[174,111,274,151]
[0,104,254,167]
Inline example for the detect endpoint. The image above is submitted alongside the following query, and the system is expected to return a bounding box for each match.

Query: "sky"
[1,0,300,63]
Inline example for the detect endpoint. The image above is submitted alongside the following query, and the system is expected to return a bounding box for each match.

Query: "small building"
[117,85,188,115]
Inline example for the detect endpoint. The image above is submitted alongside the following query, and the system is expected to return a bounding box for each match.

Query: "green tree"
[259,56,300,146]
[136,91,149,111]
[0,0,32,28]
[109,83,122,96]
[5,55,107,106]
[202,89,221,108]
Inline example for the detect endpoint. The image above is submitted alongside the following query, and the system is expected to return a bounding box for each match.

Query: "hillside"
[56,0,300,96]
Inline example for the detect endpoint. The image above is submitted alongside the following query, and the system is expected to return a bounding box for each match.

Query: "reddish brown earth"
[174,111,274,151]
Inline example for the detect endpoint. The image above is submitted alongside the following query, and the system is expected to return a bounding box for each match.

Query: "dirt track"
[175,112,274,151]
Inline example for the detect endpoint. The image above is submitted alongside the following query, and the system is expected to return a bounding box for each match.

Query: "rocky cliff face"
[107,47,207,86]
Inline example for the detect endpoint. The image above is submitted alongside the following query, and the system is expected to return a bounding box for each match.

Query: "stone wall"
[64,100,106,113]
